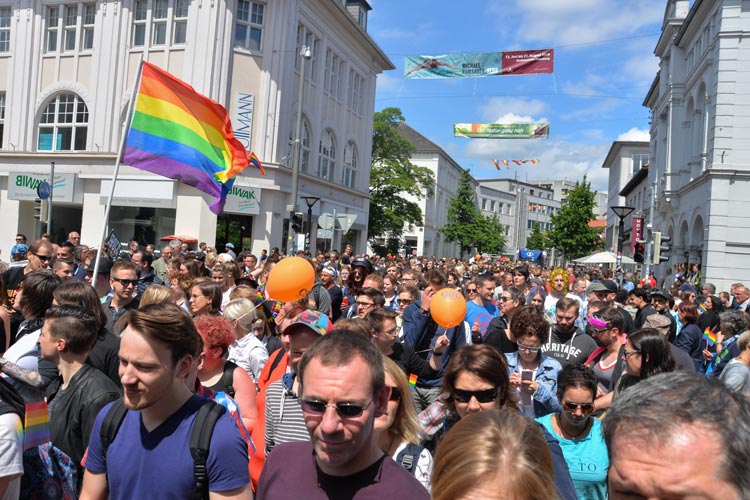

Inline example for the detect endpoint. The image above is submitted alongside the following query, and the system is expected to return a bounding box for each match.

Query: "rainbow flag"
[249,152,265,176]
[697,302,707,313]
[123,61,251,215]
[24,401,51,450]
[703,327,717,347]
[408,373,418,390]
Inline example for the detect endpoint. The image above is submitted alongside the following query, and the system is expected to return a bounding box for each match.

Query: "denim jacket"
[505,351,562,417]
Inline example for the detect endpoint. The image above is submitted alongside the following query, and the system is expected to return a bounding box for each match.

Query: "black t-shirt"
[327,285,344,322]
[86,328,122,388]
[388,342,439,381]
[482,316,518,354]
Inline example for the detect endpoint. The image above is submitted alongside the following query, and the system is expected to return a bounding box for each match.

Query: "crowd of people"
[0,235,749,499]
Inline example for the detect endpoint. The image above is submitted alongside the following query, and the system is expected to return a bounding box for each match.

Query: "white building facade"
[644,0,750,289]
[0,0,392,257]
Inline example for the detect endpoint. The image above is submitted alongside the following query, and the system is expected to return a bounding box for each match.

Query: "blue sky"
[368,0,667,192]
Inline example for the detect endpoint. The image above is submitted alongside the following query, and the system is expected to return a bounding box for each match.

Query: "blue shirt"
[465,300,499,336]
[85,395,249,499]
[536,414,609,500]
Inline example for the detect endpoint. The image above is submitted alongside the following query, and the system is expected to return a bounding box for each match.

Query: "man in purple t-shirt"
[256,331,429,499]
[80,303,251,500]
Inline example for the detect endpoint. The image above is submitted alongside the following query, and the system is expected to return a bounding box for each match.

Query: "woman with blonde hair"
[432,408,556,500]
[138,284,173,308]
[223,298,269,382]
[374,357,433,491]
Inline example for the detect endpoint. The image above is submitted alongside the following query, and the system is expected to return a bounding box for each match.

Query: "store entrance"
[216,214,253,253]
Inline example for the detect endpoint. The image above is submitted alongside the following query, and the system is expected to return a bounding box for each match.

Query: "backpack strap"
[222,361,238,398]
[267,347,285,374]
[99,399,128,468]
[395,442,424,474]
[189,400,226,500]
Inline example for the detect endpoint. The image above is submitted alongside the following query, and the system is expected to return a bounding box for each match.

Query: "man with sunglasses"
[2,239,54,336]
[482,286,524,352]
[257,331,429,499]
[103,261,141,332]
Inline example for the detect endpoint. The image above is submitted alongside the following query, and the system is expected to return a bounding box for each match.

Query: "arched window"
[343,141,357,188]
[318,128,335,182]
[287,116,310,173]
[38,93,88,151]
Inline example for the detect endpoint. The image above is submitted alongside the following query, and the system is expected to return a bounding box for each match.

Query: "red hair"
[194,314,234,354]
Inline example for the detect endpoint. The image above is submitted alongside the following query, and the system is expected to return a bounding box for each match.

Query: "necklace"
[556,414,589,440]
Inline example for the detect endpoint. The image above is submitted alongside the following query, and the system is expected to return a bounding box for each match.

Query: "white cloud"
[375,72,403,95]
[478,97,548,122]
[617,127,650,141]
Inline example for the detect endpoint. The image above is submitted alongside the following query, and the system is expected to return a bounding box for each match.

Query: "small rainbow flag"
[408,373,418,390]
[703,327,717,347]
[123,61,251,215]
[697,302,707,313]
[23,401,51,450]
[249,152,265,176]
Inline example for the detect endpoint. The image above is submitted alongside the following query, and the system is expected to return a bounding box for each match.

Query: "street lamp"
[286,45,313,255]
[611,205,634,288]
[302,196,320,253]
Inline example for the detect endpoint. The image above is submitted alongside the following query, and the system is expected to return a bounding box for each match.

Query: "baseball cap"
[225,242,235,249]
[350,257,373,273]
[651,289,671,301]
[586,282,609,294]
[10,244,28,259]
[283,309,334,336]
[643,314,671,335]
[601,280,618,293]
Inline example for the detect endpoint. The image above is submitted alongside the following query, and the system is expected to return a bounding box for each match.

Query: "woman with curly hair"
[544,268,581,323]
[374,358,433,491]
[194,314,258,431]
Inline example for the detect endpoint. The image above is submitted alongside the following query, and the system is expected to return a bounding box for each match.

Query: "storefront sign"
[234,92,254,152]
[630,216,644,254]
[8,172,76,202]
[224,184,260,215]
[100,179,176,208]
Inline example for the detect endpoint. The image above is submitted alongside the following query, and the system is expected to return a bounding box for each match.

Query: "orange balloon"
[265,256,315,302]
[430,287,467,328]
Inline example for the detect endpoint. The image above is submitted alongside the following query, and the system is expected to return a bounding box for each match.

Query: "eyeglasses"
[399,298,414,305]
[452,387,498,404]
[562,401,594,416]
[588,326,609,336]
[517,342,541,353]
[112,277,138,287]
[466,288,477,293]
[623,349,640,358]
[300,399,372,418]
[356,301,374,307]
[32,252,52,262]
[15,238,23,242]
[388,387,402,402]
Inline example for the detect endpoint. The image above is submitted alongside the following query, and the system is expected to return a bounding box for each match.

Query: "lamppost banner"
[454,123,549,139]
[630,217,644,254]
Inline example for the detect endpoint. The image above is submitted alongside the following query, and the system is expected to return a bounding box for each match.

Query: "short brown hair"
[110,259,138,278]
[119,303,201,366]
[509,305,550,344]
[45,304,99,354]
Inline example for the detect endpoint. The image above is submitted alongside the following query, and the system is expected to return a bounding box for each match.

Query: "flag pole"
[92,57,145,280]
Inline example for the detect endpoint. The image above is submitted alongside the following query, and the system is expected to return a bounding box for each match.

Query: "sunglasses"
[466,288,478,293]
[388,386,402,402]
[588,326,609,336]
[562,401,594,416]
[453,387,498,404]
[399,298,414,305]
[32,252,52,262]
[498,296,511,302]
[112,277,138,287]
[517,342,541,353]
[300,399,371,419]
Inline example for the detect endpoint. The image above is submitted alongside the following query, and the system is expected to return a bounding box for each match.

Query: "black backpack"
[395,442,426,476]
[99,399,226,500]
[221,360,238,398]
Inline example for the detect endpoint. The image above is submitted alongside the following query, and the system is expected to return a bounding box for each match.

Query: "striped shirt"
[264,377,310,455]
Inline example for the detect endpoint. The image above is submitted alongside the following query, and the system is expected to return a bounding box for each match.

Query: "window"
[343,141,357,188]
[287,116,310,173]
[0,92,5,148]
[318,129,336,182]
[632,153,649,173]
[324,49,343,100]
[63,5,77,51]
[37,93,88,151]
[132,0,147,46]
[0,7,11,53]
[82,4,95,50]
[348,70,364,115]
[173,0,188,44]
[482,198,487,210]
[235,0,263,51]
[295,24,319,81]
[46,7,59,52]
[152,0,168,45]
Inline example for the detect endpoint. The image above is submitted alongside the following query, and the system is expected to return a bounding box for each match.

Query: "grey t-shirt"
[543,328,598,367]
[719,359,750,397]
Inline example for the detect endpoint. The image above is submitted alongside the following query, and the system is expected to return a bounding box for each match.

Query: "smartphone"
[521,370,533,382]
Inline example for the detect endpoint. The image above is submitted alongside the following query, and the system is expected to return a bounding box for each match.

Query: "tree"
[526,223,549,250]
[547,175,601,260]
[475,214,507,255]
[368,108,435,251]
[441,169,483,257]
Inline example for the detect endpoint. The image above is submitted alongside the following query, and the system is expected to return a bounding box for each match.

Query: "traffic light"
[653,231,672,264]
[291,212,304,233]
[633,240,646,264]
[34,198,49,224]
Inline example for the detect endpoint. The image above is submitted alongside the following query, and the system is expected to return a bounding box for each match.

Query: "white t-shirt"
[2,328,44,402]
[0,412,23,500]
[391,441,433,493]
